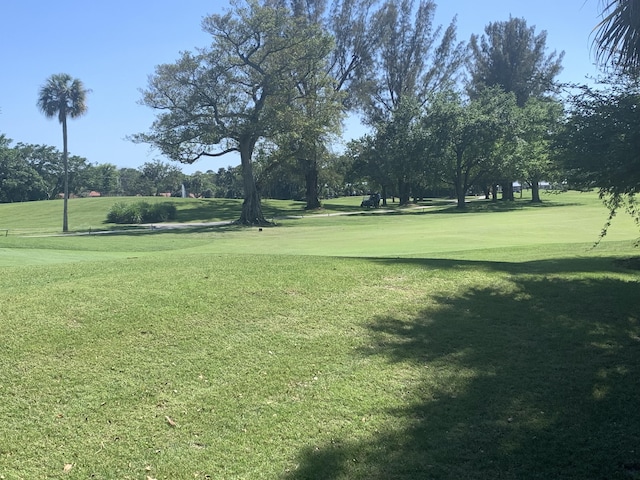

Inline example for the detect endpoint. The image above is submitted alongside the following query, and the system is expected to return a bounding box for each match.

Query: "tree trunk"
[398,179,410,205]
[304,159,321,210]
[381,185,388,207]
[62,116,69,233]
[530,179,542,203]
[501,181,514,201]
[455,178,466,209]
[237,138,269,225]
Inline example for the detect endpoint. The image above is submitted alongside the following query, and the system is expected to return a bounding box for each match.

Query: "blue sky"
[1,0,603,174]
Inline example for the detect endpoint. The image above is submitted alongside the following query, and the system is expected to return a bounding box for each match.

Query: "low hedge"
[107,201,177,224]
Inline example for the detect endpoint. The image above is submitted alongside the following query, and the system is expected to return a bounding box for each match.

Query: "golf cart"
[361,193,381,208]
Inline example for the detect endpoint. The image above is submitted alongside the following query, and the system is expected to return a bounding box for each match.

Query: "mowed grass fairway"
[0,192,639,479]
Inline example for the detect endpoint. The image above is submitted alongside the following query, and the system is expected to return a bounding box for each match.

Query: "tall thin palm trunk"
[62,115,69,232]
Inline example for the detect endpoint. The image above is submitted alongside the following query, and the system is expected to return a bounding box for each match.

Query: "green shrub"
[145,202,177,222]
[106,201,177,224]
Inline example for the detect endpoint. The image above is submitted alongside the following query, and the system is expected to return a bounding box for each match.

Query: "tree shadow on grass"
[173,198,242,223]
[433,199,583,215]
[367,255,638,276]
[285,257,640,479]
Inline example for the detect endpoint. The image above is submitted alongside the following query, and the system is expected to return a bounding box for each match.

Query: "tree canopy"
[560,75,640,238]
[358,0,465,123]
[468,16,564,107]
[136,0,336,224]
[427,88,519,208]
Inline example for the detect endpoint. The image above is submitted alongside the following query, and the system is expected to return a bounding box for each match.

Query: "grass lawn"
[0,191,639,479]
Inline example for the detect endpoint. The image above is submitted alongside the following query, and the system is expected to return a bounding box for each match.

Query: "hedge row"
[107,201,177,224]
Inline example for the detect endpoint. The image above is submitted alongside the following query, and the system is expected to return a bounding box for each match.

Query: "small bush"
[107,201,177,224]
[145,202,177,222]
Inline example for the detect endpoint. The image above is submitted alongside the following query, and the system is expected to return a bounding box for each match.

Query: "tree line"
[132,0,638,226]
[0,139,264,202]
[131,0,569,223]
[1,0,638,232]
[0,136,362,202]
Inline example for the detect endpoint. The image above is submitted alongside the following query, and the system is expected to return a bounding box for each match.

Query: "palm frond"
[37,73,89,123]
[593,0,640,73]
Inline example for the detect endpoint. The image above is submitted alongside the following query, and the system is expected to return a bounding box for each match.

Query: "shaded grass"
[1,252,638,479]
[287,261,640,479]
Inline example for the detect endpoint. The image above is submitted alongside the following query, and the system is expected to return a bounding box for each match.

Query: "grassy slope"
[0,191,637,262]
[0,192,639,479]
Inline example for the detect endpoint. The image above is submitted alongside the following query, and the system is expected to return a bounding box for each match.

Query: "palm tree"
[594,0,640,73]
[37,73,89,232]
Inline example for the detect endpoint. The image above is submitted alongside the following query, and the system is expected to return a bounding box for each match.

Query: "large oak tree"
[136,0,334,224]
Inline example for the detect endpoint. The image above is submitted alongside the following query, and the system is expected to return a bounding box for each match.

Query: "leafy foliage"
[355,97,431,204]
[136,0,336,224]
[106,200,177,224]
[593,0,640,74]
[468,16,564,107]
[36,73,89,123]
[0,136,49,202]
[514,98,564,202]
[560,74,640,240]
[359,0,466,122]
[427,88,519,208]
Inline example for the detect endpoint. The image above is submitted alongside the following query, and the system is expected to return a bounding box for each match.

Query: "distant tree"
[516,98,564,203]
[346,136,387,201]
[349,0,464,203]
[360,0,466,122]
[12,143,89,199]
[318,152,354,199]
[254,145,306,200]
[593,0,640,74]
[559,75,640,240]
[428,88,518,209]
[268,0,379,209]
[214,166,244,198]
[37,73,89,231]
[66,155,91,195]
[136,0,334,225]
[272,76,345,209]
[139,160,184,196]
[184,171,217,198]
[79,163,120,196]
[468,17,563,200]
[0,136,49,202]
[14,143,63,199]
[370,96,431,205]
[468,17,563,107]
[117,168,144,196]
